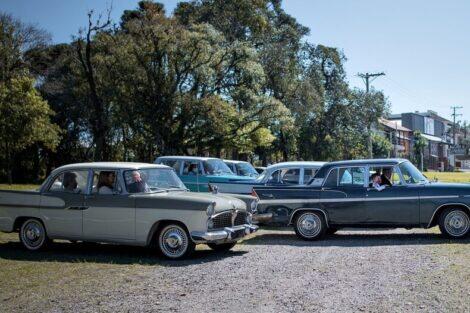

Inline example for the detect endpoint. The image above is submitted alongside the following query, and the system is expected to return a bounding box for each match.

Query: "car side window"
[369,166,401,186]
[268,168,300,184]
[303,168,318,184]
[339,167,365,187]
[160,160,181,173]
[182,161,202,176]
[48,170,88,194]
[323,168,338,187]
[281,168,300,184]
[391,171,402,185]
[91,170,121,194]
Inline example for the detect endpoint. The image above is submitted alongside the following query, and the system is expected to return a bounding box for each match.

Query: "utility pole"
[357,72,386,158]
[451,106,463,146]
[358,72,385,93]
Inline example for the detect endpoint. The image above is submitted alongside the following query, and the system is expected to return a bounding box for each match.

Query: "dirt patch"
[0,228,469,312]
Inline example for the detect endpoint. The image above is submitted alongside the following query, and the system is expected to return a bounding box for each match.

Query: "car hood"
[133,190,247,212]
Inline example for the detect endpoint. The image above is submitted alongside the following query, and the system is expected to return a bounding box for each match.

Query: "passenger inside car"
[96,171,116,194]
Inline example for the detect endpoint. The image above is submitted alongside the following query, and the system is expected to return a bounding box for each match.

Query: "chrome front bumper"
[191,224,258,244]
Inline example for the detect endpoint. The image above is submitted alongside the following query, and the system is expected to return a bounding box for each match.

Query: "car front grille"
[211,210,247,229]
[234,211,247,226]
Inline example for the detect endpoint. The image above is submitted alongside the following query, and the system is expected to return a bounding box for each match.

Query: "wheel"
[439,208,470,238]
[19,218,50,251]
[327,227,339,235]
[157,224,195,259]
[293,211,326,241]
[207,242,237,252]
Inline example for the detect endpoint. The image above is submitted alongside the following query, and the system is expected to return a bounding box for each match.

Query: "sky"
[1,0,468,123]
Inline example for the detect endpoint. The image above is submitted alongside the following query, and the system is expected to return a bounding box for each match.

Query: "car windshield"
[235,162,259,177]
[398,161,428,184]
[123,168,186,193]
[203,159,233,175]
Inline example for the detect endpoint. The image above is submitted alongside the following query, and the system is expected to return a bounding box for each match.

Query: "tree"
[351,88,390,158]
[0,13,50,83]
[413,131,428,171]
[74,10,113,161]
[0,76,61,183]
[372,133,393,158]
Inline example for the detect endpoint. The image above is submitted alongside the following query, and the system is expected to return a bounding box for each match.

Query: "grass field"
[423,171,470,183]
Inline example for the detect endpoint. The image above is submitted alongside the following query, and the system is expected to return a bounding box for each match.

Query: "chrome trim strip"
[426,202,470,228]
[288,208,329,227]
[259,195,462,204]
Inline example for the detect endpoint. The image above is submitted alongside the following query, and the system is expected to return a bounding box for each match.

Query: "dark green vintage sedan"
[253,159,470,240]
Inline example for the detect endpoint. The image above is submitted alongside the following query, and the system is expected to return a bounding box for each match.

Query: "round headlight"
[206,203,215,216]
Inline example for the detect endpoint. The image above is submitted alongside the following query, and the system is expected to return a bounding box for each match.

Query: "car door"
[180,160,202,191]
[365,165,420,225]
[82,170,135,241]
[39,170,89,238]
[320,166,367,225]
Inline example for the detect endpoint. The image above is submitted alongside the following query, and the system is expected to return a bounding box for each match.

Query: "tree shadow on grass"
[242,229,470,247]
[0,240,248,266]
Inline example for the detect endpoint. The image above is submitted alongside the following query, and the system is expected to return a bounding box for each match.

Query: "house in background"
[388,110,453,171]
[378,118,412,158]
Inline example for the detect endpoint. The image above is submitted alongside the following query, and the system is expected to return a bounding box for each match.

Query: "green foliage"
[0,0,393,181]
[0,76,61,182]
[372,133,393,158]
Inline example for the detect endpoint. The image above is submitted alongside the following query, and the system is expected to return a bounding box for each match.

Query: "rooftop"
[379,118,412,132]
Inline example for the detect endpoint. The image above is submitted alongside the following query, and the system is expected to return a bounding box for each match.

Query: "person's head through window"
[370,173,382,186]
[63,172,78,192]
[128,170,148,193]
[98,171,115,194]
[132,170,142,182]
[188,163,198,175]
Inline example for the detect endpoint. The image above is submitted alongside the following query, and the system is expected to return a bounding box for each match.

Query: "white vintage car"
[0,162,258,259]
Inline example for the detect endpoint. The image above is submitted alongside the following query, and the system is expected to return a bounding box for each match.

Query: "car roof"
[314,158,409,179]
[223,159,250,164]
[53,162,168,173]
[156,156,220,161]
[325,158,407,167]
[267,161,327,170]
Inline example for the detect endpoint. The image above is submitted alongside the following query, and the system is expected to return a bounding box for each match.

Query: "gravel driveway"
[1,228,469,312]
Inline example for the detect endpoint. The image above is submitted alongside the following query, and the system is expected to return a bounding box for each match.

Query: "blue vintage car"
[155,156,255,192]
[254,159,470,240]
[223,159,259,178]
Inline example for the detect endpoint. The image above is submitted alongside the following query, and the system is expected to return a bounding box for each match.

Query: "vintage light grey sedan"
[0,162,258,259]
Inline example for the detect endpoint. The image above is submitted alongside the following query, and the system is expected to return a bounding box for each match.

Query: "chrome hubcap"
[165,232,183,249]
[22,221,44,248]
[445,211,470,237]
[160,226,188,258]
[297,213,322,238]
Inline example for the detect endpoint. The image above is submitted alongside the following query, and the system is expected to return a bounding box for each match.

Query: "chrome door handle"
[262,193,274,198]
